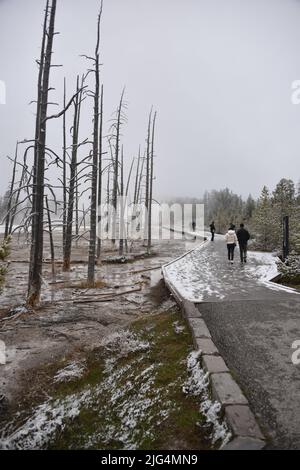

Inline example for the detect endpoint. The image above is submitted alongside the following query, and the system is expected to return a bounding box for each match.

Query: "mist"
[1,0,300,200]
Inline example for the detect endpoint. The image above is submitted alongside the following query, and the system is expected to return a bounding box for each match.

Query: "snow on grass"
[0,325,226,450]
[183,351,231,447]
[247,251,300,294]
[54,361,86,383]
[247,251,278,283]
[173,321,185,334]
[0,390,91,450]
[0,330,155,450]
[100,329,150,372]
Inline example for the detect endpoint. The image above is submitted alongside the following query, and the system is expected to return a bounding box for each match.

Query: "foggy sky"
[0,0,300,200]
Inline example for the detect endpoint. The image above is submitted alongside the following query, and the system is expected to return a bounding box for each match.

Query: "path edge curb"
[162,252,266,451]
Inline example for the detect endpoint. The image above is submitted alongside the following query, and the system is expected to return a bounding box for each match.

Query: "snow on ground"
[0,329,152,450]
[183,351,231,446]
[0,328,230,450]
[100,329,150,372]
[246,251,299,294]
[0,390,91,450]
[173,321,185,334]
[0,330,164,450]
[164,243,226,302]
[164,241,299,302]
[54,361,86,383]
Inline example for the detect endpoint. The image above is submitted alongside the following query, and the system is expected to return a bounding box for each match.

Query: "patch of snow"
[9,305,30,316]
[54,361,86,383]
[1,330,228,450]
[165,245,226,301]
[247,251,300,294]
[183,351,231,447]
[173,321,185,334]
[101,329,150,371]
[164,242,300,302]
[0,390,91,450]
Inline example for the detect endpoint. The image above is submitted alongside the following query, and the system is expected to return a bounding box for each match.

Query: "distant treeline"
[165,178,300,253]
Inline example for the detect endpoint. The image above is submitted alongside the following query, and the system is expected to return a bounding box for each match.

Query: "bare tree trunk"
[83,204,86,231]
[144,110,152,245]
[62,77,67,251]
[9,160,26,234]
[147,111,157,253]
[133,147,141,206]
[5,143,18,238]
[74,75,84,245]
[63,76,81,271]
[111,90,124,247]
[45,195,55,278]
[27,0,57,307]
[106,167,111,239]
[119,146,124,255]
[137,151,145,205]
[97,84,103,259]
[29,0,49,293]
[75,171,79,243]
[87,4,102,285]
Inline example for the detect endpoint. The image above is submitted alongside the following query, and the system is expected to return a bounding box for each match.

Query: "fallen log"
[111,265,161,276]
[73,286,142,304]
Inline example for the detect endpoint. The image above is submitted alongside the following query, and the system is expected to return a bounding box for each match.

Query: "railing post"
[283,215,289,260]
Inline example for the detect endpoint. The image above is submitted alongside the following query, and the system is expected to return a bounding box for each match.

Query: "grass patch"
[1,309,217,450]
[275,273,300,291]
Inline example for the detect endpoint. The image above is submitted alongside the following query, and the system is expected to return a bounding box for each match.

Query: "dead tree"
[97,84,104,259]
[63,76,82,271]
[144,110,152,246]
[4,143,18,238]
[27,0,82,304]
[136,150,145,205]
[147,111,157,253]
[8,150,29,235]
[87,2,103,285]
[45,195,55,277]
[27,0,57,307]
[133,147,141,206]
[62,77,67,248]
[119,146,125,255]
[110,89,126,248]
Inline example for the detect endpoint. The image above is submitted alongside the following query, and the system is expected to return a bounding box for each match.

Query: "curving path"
[165,236,300,449]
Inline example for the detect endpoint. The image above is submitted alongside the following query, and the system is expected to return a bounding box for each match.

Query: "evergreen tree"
[244,194,256,220]
[272,178,295,220]
[253,186,278,250]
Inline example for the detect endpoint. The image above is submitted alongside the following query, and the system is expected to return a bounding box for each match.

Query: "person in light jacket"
[225,224,238,263]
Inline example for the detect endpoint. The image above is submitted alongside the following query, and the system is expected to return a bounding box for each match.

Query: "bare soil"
[0,233,197,412]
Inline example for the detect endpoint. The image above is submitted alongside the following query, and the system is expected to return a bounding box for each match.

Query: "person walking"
[225,224,238,263]
[209,221,216,241]
[236,223,250,263]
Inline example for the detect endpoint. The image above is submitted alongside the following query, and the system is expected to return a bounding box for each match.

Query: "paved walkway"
[165,237,300,449]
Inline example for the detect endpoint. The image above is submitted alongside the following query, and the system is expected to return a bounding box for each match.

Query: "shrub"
[276,253,300,284]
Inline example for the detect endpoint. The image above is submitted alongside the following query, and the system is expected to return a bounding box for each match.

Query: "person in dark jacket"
[209,221,216,241]
[236,223,250,263]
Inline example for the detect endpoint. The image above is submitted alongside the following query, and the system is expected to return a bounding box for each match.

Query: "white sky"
[0,0,300,200]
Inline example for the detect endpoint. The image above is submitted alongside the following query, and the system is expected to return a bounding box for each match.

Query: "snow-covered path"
[164,235,300,449]
[164,236,298,302]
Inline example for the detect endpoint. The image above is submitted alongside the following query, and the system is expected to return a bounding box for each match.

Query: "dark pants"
[227,243,235,260]
[211,231,215,241]
[239,243,247,262]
